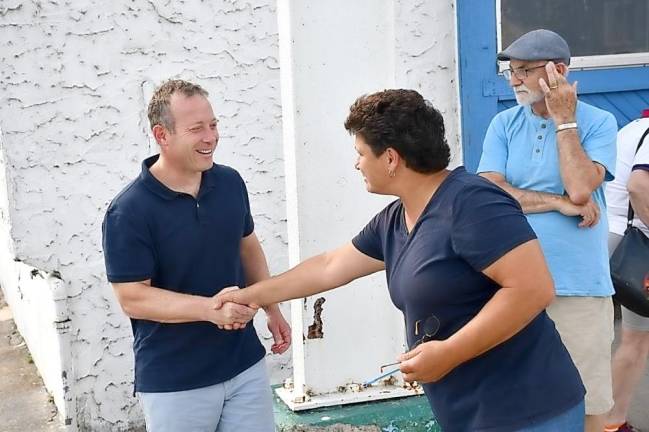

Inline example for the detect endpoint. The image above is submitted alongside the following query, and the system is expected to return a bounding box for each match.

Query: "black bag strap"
[626,124,649,229]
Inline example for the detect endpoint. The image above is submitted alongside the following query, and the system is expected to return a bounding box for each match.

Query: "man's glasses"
[502,63,548,81]
[362,315,441,388]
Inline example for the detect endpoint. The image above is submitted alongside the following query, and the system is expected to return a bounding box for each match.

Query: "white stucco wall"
[278,0,402,402]
[0,1,288,430]
[0,0,461,429]
[395,0,461,163]
[0,126,74,423]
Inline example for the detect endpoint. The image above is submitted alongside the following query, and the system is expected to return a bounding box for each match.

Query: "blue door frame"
[457,0,649,172]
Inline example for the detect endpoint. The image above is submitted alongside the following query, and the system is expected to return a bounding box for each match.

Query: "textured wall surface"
[278,0,405,400]
[395,0,461,163]
[0,125,74,422]
[0,1,289,430]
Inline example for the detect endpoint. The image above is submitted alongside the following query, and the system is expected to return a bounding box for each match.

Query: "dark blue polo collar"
[140,154,217,200]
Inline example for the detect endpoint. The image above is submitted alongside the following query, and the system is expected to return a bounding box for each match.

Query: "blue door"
[457,0,649,172]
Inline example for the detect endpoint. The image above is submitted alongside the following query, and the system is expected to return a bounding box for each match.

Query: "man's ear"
[152,124,169,146]
[556,62,569,77]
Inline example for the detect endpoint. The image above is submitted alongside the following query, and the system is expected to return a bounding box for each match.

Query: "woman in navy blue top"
[216,90,585,431]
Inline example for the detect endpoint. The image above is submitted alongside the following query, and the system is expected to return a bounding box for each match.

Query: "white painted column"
[276,0,420,410]
[0,127,75,424]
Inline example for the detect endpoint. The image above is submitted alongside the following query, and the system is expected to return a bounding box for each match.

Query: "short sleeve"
[582,112,618,181]
[352,211,385,262]
[238,176,254,237]
[102,208,155,283]
[451,181,537,271]
[477,115,509,176]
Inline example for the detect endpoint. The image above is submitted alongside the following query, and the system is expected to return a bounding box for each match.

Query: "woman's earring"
[388,170,395,178]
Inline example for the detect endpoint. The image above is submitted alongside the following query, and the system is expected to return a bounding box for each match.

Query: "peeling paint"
[307,297,326,339]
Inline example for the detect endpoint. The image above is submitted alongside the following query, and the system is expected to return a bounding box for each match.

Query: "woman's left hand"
[398,340,459,384]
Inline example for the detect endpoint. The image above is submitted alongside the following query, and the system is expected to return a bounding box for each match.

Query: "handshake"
[205,286,292,355]
[206,286,257,331]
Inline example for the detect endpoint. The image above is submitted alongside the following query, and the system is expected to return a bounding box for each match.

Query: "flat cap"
[498,29,571,65]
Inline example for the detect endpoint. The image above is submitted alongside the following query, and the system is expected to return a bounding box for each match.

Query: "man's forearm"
[242,252,276,314]
[241,243,271,286]
[240,233,281,314]
[481,172,600,227]
[483,175,562,214]
[556,129,603,204]
[263,303,282,316]
[114,283,211,323]
[500,184,564,214]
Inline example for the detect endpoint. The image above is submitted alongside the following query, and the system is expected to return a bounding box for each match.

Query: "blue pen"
[362,368,400,388]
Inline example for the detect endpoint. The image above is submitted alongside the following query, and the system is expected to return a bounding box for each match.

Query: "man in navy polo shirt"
[102,79,291,432]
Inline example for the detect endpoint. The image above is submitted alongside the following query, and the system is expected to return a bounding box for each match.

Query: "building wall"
[0,1,288,430]
[395,0,461,166]
[0,125,75,424]
[276,0,460,402]
[0,0,460,429]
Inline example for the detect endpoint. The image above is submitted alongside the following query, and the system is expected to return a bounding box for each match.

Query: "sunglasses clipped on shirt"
[362,314,441,388]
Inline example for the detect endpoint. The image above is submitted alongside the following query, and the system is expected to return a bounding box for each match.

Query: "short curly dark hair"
[344,89,450,173]
[148,79,209,132]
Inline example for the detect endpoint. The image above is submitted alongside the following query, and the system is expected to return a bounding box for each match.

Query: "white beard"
[514,84,545,106]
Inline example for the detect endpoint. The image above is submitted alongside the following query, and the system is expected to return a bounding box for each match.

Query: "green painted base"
[273,388,440,432]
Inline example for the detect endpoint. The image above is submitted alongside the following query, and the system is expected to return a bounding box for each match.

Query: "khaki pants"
[546,296,614,415]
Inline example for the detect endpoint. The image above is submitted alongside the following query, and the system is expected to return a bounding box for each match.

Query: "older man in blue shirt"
[478,29,617,432]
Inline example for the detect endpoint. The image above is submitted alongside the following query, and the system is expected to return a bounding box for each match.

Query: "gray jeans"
[138,359,274,432]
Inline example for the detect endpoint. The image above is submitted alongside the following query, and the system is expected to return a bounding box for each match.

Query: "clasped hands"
[205,287,257,331]
[205,287,292,354]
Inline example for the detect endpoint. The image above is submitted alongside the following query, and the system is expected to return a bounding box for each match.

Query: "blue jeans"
[515,399,585,432]
[138,359,274,432]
